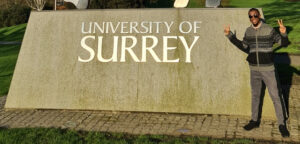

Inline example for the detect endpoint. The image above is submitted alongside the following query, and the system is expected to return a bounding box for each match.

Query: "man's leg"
[261,70,286,125]
[244,70,263,131]
[250,70,263,122]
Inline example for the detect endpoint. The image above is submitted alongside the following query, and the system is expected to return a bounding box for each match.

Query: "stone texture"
[6,9,276,118]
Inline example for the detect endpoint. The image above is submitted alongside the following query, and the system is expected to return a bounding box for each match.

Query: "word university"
[79,21,202,63]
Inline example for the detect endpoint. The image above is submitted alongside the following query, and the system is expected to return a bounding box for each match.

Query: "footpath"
[0,41,21,45]
[0,85,299,143]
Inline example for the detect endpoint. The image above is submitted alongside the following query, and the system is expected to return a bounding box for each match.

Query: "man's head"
[248,8,261,27]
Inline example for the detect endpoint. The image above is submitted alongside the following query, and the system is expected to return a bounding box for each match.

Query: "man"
[224,8,290,137]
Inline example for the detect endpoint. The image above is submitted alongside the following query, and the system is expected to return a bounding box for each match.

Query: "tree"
[26,0,46,11]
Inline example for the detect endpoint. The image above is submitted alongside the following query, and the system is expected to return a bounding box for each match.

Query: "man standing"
[224,8,290,137]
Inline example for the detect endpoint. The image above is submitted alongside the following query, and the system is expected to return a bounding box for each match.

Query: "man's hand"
[224,25,230,36]
[278,19,286,34]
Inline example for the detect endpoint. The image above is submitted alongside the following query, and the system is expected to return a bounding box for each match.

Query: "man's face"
[248,10,260,26]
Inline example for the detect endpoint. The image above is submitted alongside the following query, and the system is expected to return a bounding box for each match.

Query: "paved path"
[288,55,300,66]
[0,85,299,143]
[0,41,21,45]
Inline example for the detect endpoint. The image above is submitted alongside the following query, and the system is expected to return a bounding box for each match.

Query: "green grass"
[0,24,25,95]
[0,127,275,144]
[188,0,300,54]
[228,0,277,7]
[187,0,205,8]
[0,45,20,96]
[0,23,26,41]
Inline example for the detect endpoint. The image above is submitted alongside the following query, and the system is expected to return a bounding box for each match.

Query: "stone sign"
[5,8,276,119]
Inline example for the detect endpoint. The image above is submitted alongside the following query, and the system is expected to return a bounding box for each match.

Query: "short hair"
[248,8,260,15]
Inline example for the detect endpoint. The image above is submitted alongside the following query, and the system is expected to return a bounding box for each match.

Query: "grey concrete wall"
[5,8,276,119]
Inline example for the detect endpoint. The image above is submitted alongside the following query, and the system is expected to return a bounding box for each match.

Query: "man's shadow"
[256,26,300,122]
[273,52,300,118]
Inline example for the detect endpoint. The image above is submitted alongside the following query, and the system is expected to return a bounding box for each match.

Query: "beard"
[252,19,261,27]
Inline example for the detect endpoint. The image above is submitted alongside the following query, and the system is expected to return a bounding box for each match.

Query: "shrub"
[88,0,145,9]
[0,3,31,28]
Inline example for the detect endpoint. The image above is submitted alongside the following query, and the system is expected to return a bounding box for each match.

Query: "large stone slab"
[5,8,276,119]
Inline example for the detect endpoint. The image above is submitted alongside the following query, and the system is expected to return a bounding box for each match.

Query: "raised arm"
[224,25,250,54]
[273,19,289,47]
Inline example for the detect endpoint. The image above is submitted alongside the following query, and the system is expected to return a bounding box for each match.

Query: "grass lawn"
[0,23,27,41]
[0,127,278,144]
[188,0,300,54]
[0,24,25,95]
[0,45,20,95]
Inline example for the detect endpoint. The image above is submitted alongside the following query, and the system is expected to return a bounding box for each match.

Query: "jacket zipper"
[255,29,259,67]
